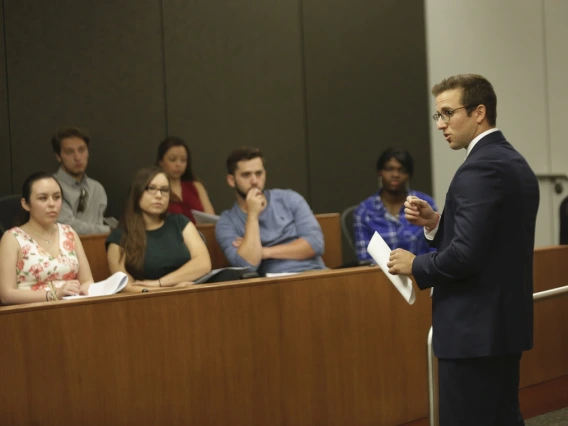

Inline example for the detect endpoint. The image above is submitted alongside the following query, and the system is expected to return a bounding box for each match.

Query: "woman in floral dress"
[0,172,94,305]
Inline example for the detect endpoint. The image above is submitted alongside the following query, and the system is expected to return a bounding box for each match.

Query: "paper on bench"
[63,272,128,299]
[191,210,221,224]
[367,232,415,305]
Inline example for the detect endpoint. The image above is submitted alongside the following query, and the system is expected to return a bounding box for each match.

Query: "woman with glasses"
[106,166,211,292]
[156,136,215,223]
[0,172,94,305]
[353,147,437,262]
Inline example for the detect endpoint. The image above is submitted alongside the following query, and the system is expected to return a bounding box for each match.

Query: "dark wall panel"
[163,0,308,212]
[4,0,167,218]
[0,0,12,195]
[302,0,432,216]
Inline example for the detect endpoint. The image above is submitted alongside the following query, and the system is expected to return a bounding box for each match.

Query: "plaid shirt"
[353,190,437,261]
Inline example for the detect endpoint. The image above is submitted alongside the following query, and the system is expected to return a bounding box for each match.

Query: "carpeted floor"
[527,407,568,425]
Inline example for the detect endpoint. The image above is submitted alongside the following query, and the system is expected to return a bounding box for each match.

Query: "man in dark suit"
[387,74,539,426]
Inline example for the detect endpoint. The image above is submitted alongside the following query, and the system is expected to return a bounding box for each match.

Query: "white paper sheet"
[265,272,300,278]
[63,272,128,299]
[191,210,221,224]
[367,232,415,305]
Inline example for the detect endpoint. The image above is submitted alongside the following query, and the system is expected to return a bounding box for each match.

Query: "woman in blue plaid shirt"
[353,148,437,261]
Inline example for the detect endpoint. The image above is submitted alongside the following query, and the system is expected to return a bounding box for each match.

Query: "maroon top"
[167,180,204,223]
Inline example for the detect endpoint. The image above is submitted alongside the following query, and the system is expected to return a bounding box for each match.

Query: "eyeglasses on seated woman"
[105,166,211,292]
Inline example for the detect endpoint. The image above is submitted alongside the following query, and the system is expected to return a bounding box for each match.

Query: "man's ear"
[21,198,30,212]
[55,153,62,164]
[476,104,487,124]
[227,174,235,188]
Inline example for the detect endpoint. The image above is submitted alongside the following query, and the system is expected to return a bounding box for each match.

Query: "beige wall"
[424,0,568,247]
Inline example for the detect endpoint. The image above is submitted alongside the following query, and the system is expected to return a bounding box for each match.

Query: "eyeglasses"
[145,185,170,196]
[77,188,88,213]
[432,106,469,123]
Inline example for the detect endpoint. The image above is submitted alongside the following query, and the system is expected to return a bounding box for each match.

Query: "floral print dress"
[11,224,79,291]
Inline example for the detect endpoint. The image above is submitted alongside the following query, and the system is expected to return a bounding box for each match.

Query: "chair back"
[340,205,358,257]
[0,194,22,234]
[560,196,568,245]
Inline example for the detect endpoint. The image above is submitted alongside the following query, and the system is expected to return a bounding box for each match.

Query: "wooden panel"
[197,223,230,269]
[0,282,282,426]
[279,270,432,426]
[316,213,342,268]
[2,247,564,425]
[80,233,111,282]
[520,246,568,387]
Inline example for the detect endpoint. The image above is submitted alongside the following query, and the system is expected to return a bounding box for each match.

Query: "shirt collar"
[54,166,88,187]
[465,127,499,158]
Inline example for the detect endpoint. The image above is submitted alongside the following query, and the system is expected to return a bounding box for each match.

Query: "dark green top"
[106,214,191,280]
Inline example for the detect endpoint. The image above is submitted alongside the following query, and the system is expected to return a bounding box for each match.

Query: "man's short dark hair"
[226,147,265,175]
[431,74,497,126]
[376,147,414,178]
[51,127,91,154]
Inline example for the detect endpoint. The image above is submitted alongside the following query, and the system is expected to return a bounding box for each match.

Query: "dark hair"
[226,147,265,175]
[376,148,414,178]
[51,127,91,155]
[431,74,497,126]
[119,166,170,279]
[19,171,64,224]
[156,136,196,181]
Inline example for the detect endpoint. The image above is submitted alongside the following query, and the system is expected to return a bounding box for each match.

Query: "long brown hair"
[119,166,170,279]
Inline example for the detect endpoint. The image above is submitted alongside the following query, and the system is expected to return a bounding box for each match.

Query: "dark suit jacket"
[412,130,539,359]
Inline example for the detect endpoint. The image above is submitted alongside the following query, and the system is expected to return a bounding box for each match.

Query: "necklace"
[26,225,57,245]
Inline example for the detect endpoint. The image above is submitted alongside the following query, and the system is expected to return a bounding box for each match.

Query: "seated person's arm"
[353,207,373,261]
[0,233,87,305]
[0,233,47,305]
[106,243,142,293]
[194,181,216,215]
[58,199,110,234]
[216,214,261,270]
[72,230,95,294]
[236,211,265,266]
[158,222,211,285]
[262,191,323,261]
